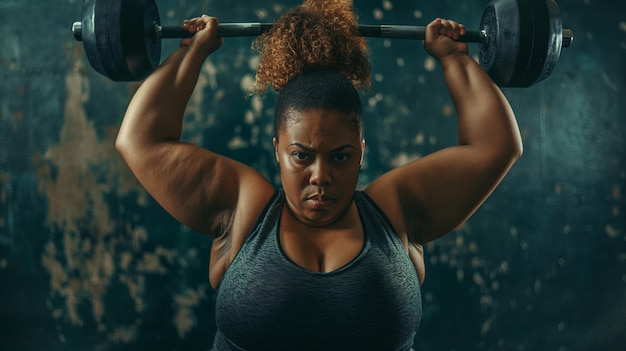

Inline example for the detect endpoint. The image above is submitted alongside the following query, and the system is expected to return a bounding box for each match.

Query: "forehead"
[282,108,361,137]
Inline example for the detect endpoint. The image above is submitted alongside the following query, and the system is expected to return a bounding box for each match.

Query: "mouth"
[305,193,335,209]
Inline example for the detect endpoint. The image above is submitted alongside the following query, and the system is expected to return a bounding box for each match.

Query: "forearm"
[440,53,523,159]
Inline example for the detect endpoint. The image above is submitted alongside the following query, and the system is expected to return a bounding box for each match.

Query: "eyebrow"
[289,143,355,153]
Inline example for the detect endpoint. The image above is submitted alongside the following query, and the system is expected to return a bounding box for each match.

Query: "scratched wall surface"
[0,0,624,350]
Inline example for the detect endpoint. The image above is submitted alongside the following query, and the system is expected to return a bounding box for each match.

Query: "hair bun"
[252,0,371,94]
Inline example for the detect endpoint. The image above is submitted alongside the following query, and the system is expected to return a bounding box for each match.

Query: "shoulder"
[364,172,411,237]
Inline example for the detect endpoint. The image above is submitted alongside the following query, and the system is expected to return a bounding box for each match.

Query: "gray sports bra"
[213,190,422,350]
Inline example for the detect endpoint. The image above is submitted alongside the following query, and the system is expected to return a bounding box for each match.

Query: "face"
[274,108,365,227]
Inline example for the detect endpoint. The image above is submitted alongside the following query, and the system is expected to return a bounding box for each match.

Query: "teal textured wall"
[0,0,624,350]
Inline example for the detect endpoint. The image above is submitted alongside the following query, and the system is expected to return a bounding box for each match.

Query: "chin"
[303,216,337,228]
[302,207,347,227]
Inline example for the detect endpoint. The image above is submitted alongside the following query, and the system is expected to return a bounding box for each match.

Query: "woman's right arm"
[115,15,274,236]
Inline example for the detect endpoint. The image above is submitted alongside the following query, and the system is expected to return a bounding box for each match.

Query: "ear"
[273,137,279,163]
[360,139,366,165]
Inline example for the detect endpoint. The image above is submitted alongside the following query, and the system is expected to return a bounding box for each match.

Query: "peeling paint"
[36,57,178,341]
[173,286,208,339]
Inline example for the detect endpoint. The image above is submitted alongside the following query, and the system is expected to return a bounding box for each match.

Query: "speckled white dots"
[606,224,619,238]
[424,56,436,72]
[228,136,248,149]
[251,95,263,115]
[414,132,425,145]
[520,240,529,250]
[249,56,260,71]
[240,74,255,92]
[373,8,384,20]
[368,92,384,108]
[255,8,268,19]
[245,110,255,124]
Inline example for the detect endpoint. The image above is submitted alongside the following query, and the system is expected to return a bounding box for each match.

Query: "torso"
[212,190,422,350]
[209,188,425,289]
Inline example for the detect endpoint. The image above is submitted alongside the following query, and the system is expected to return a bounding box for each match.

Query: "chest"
[215,232,422,350]
[278,203,364,273]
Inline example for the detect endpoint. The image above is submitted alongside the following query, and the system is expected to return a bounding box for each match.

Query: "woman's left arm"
[366,18,523,244]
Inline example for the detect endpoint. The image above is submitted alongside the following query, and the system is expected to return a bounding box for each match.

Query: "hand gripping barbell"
[71,0,573,87]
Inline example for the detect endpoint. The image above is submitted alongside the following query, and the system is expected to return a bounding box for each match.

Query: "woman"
[116,0,522,349]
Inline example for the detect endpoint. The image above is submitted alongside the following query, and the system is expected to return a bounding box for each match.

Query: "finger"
[426,18,442,40]
[448,20,465,40]
[438,19,448,36]
[440,19,466,40]
[459,23,466,36]
[427,18,442,36]
[183,18,197,33]
[195,15,208,31]
[205,16,224,47]
[183,16,205,33]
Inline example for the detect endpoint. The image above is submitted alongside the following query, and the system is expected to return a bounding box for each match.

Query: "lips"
[307,194,333,201]
[305,193,335,209]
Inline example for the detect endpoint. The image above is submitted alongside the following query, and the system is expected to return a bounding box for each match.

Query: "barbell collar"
[562,29,573,48]
[73,21,83,41]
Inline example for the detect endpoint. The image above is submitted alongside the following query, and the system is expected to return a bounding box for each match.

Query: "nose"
[309,159,332,186]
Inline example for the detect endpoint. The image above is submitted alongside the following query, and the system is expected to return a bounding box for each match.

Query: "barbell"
[71,0,573,87]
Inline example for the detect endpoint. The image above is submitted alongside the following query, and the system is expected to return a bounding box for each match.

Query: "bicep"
[119,141,273,235]
[369,145,517,244]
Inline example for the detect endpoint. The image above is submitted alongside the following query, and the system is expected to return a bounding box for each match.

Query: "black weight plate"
[504,0,535,86]
[120,0,160,80]
[479,0,521,86]
[89,0,157,81]
[534,0,563,84]
[81,0,113,77]
[100,0,135,81]
[507,0,551,87]
[478,5,497,73]
[142,0,161,74]
[512,0,560,87]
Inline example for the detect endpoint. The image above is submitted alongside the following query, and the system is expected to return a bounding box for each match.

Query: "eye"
[291,151,309,161]
[333,154,351,162]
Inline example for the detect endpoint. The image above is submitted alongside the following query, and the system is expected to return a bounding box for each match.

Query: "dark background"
[1,0,624,350]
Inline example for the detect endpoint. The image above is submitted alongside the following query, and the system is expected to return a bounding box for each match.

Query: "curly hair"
[251,0,371,94]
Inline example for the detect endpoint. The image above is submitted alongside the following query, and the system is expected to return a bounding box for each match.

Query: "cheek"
[278,157,307,185]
